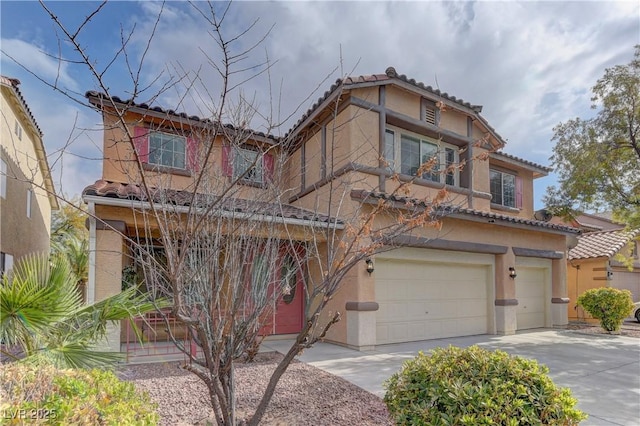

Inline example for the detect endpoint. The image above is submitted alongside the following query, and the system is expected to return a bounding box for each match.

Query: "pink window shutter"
[133,126,149,163]
[187,137,199,172]
[222,145,233,176]
[264,153,274,182]
[515,176,523,209]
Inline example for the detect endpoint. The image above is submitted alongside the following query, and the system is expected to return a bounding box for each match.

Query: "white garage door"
[515,267,547,330]
[375,250,491,345]
[614,270,640,302]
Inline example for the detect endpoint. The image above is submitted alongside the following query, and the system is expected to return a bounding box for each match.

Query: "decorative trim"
[490,203,520,213]
[345,301,379,312]
[390,235,509,255]
[495,299,518,306]
[350,96,473,147]
[512,247,564,260]
[300,140,306,191]
[142,163,191,177]
[552,298,570,304]
[321,125,327,180]
[95,219,126,233]
[472,191,493,200]
[378,86,386,192]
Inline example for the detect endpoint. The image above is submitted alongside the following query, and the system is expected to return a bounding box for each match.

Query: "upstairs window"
[385,127,459,186]
[234,147,263,184]
[149,131,186,170]
[133,126,199,173]
[384,129,395,171]
[490,169,522,209]
[222,145,274,186]
[0,158,6,199]
[14,120,22,140]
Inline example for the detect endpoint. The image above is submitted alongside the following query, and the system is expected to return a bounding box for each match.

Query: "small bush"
[0,362,158,425]
[577,287,634,332]
[384,345,586,426]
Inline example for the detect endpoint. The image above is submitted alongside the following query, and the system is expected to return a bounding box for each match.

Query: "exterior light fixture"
[365,258,375,275]
[509,267,517,279]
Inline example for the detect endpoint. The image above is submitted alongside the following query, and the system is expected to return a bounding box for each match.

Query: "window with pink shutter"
[133,126,206,173]
[133,127,150,163]
[223,145,270,185]
[490,169,518,208]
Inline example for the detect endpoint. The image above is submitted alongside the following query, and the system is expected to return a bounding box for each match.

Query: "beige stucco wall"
[0,86,53,263]
[92,228,125,351]
[101,111,281,202]
[567,257,609,322]
[287,84,539,220]
[384,86,420,119]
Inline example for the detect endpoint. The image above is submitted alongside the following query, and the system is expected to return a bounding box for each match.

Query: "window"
[148,131,186,169]
[385,126,459,185]
[490,169,516,207]
[0,252,14,276]
[384,130,395,170]
[14,120,22,140]
[0,158,6,199]
[233,147,263,184]
[26,188,32,218]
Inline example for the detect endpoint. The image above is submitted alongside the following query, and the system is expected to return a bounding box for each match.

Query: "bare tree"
[3,2,491,424]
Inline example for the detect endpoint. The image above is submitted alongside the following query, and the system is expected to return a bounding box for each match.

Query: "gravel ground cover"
[117,352,393,426]
[118,323,639,425]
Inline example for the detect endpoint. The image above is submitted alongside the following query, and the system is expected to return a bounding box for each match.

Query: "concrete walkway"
[263,330,640,426]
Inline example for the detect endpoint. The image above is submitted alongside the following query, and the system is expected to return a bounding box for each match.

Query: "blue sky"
[1,1,638,207]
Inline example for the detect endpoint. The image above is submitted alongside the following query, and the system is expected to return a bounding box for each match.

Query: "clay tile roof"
[350,190,580,234]
[1,75,43,137]
[491,151,552,173]
[82,180,342,226]
[284,67,506,143]
[569,229,639,260]
[85,92,279,143]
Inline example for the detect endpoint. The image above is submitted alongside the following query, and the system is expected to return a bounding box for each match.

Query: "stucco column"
[94,227,124,352]
[551,258,569,327]
[345,259,378,351]
[495,250,517,335]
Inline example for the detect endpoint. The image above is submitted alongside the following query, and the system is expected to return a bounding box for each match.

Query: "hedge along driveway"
[263,330,640,426]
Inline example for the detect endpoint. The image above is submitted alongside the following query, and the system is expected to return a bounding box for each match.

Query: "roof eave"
[490,152,551,177]
[86,92,279,145]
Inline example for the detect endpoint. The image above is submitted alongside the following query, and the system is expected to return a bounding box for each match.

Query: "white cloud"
[2,0,638,207]
[0,38,79,93]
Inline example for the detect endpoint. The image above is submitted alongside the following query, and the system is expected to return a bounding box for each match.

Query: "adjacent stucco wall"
[567,257,608,322]
[0,87,52,263]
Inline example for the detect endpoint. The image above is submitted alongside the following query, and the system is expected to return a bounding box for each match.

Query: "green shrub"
[0,362,158,425]
[577,287,634,332]
[384,345,586,426]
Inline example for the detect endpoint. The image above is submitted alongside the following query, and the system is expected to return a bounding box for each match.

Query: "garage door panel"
[515,266,547,330]
[517,297,545,313]
[376,253,491,345]
[458,299,488,317]
[614,271,640,302]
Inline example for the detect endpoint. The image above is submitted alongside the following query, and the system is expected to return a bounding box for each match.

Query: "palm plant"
[0,253,162,368]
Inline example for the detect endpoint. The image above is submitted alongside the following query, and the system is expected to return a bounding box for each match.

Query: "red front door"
[273,251,304,334]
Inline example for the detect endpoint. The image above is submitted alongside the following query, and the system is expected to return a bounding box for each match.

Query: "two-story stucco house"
[1,76,58,274]
[83,67,579,357]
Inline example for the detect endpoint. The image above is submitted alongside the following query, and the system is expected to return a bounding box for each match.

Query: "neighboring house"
[0,76,58,274]
[561,213,640,321]
[83,67,579,356]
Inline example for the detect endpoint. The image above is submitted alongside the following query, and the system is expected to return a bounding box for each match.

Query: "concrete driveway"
[264,330,640,426]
